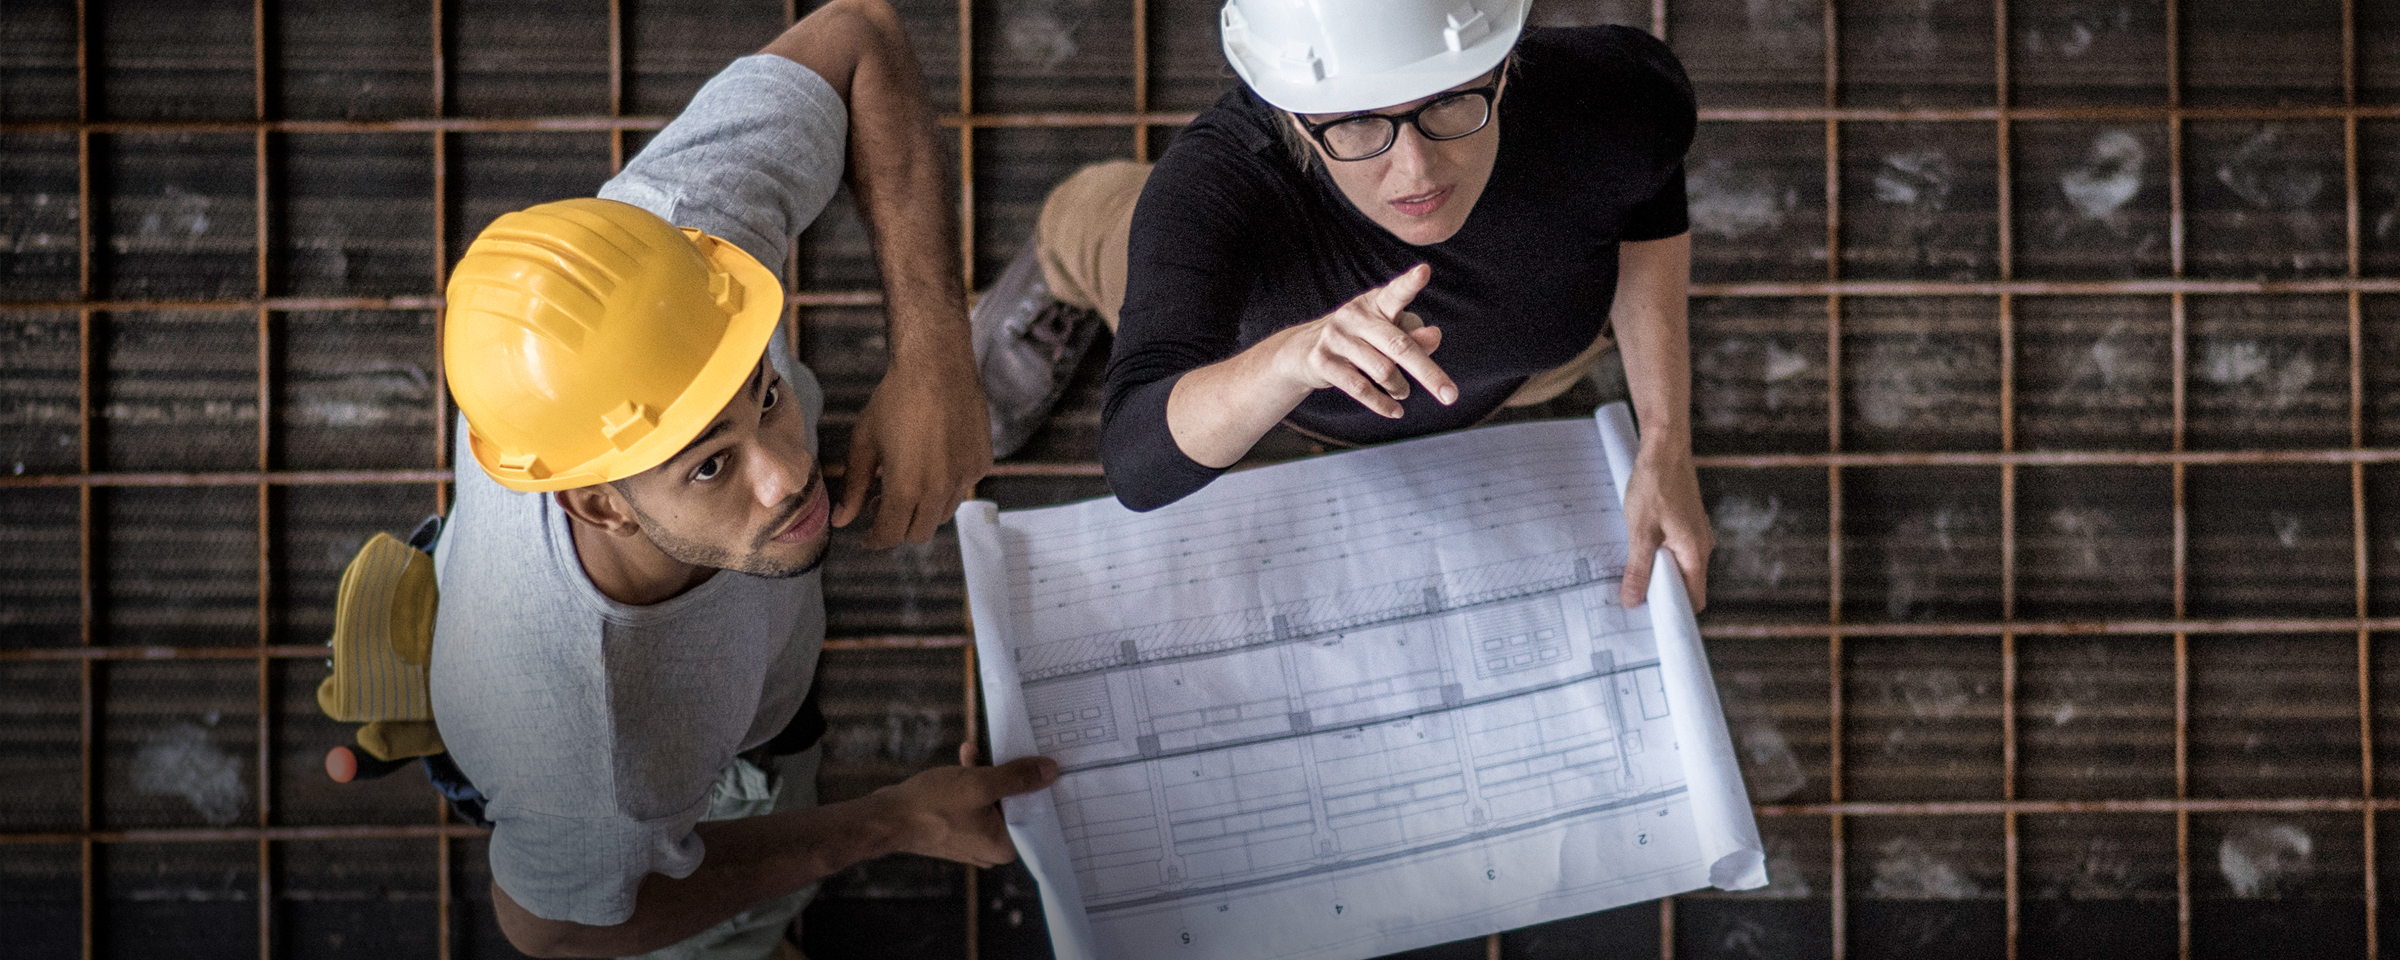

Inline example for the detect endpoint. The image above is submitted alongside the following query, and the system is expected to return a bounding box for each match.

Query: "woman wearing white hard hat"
[972,0,1712,609]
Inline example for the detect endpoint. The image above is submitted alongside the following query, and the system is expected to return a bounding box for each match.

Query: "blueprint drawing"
[958,405,1766,960]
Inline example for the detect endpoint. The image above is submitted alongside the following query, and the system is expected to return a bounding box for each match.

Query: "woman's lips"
[1389,185,1452,218]
[773,487,831,544]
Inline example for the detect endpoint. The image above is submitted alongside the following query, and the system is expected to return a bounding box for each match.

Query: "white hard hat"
[1220,0,1528,115]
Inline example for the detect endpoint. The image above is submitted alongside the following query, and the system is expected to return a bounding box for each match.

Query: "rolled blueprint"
[1594,402,1768,891]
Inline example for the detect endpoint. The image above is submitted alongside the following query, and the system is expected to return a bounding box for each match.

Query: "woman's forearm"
[1165,329,1318,468]
[1611,232,1694,453]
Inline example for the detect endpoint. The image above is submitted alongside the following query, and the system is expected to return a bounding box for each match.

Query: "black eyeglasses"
[1297,82,1500,162]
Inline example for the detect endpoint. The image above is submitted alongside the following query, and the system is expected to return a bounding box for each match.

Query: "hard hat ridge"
[444,197,785,492]
[1220,0,1526,115]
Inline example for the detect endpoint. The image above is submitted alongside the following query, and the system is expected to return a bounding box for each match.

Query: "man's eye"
[692,454,727,482]
[762,382,779,412]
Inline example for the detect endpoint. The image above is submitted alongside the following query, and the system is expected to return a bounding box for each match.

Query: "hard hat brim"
[1223,0,1525,116]
[466,233,786,493]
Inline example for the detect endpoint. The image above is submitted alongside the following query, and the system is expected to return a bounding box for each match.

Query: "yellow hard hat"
[443,198,783,492]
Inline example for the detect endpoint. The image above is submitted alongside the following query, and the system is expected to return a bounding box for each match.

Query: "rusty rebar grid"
[17,2,2400,958]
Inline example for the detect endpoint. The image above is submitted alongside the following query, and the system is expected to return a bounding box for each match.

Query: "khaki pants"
[621,747,820,960]
[1034,161,1614,409]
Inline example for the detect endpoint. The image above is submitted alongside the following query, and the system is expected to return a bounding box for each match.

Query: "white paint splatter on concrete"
[1889,668,1973,721]
[2048,506,2113,573]
[1853,335,1971,432]
[1713,494,1785,589]
[1873,837,1980,899]
[1874,150,1955,210]
[2220,823,2312,898]
[2218,126,2328,212]
[2270,511,2303,549]
[294,361,435,428]
[2060,130,2147,225]
[2374,174,2400,245]
[1728,838,1815,899]
[999,0,1093,72]
[1885,507,1970,620]
[1687,157,1797,240]
[2082,321,2150,393]
[1866,0,1944,62]
[2198,339,2316,412]
[1715,917,1775,958]
[133,717,246,826]
[2018,1,2135,58]
[1744,0,1818,50]
[1695,338,1812,431]
[1764,344,1808,383]
[115,184,214,256]
[2039,836,2145,899]
[1737,721,1807,803]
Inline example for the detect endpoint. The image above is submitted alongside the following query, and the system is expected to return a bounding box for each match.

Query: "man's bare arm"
[763,0,992,549]
[493,753,1056,958]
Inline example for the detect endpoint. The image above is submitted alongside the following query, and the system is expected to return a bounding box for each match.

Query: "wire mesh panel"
[7,1,2400,958]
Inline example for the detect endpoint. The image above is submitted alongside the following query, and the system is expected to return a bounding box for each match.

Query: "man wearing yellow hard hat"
[427,3,1056,958]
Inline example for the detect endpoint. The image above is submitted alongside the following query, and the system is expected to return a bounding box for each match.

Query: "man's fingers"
[959,740,981,767]
[865,494,919,549]
[1394,310,1425,333]
[983,756,1061,800]
[832,435,881,529]
[1620,538,1657,609]
[904,495,945,544]
[1368,263,1431,318]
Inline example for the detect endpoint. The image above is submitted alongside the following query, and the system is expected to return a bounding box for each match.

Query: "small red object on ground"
[325,746,358,784]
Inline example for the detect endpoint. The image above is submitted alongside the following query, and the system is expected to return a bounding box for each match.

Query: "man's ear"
[555,483,642,537]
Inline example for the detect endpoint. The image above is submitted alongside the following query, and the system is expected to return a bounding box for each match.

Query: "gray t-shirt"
[430,54,847,928]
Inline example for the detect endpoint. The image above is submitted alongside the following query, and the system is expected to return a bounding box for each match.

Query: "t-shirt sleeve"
[597,54,848,273]
[1621,161,1689,241]
[1099,125,1276,512]
[1574,25,1696,243]
[485,807,710,927]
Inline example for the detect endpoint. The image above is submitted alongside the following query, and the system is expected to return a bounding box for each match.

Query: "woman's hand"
[1266,264,1457,418]
[1619,443,1713,611]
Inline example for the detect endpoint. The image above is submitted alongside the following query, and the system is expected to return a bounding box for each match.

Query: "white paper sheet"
[956,403,1765,960]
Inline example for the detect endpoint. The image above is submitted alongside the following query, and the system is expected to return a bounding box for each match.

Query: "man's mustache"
[754,472,823,546]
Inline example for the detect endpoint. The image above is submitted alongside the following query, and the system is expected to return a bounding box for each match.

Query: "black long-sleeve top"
[1099,25,1696,511]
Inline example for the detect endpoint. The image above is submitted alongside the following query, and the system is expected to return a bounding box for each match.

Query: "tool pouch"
[317,515,445,762]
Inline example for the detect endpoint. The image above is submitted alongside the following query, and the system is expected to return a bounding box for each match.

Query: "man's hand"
[1269,264,1457,418]
[766,0,990,548]
[1619,445,1713,611]
[869,744,1059,868]
[834,351,993,548]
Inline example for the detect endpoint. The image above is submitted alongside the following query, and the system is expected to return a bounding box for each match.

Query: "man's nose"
[750,442,811,509]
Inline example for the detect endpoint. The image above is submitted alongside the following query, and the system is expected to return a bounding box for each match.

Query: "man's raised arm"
[763,0,993,549]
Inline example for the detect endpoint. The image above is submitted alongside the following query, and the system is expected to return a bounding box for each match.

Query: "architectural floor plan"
[960,406,1765,960]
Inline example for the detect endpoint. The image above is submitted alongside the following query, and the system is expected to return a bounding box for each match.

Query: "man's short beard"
[615,479,828,579]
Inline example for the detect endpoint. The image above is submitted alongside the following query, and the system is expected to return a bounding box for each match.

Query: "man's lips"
[1389,185,1452,218]
[772,487,831,544]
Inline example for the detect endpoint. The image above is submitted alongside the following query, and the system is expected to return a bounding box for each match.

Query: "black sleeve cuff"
[1099,372,1229,512]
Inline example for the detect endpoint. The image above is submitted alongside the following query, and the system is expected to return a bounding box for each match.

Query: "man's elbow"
[818,0,907,50]
[493,885,646,959]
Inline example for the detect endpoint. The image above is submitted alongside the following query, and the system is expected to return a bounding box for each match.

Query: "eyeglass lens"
[1321,92,1491,160]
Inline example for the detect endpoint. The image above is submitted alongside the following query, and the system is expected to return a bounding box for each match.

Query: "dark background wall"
[6,1,2400,958]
